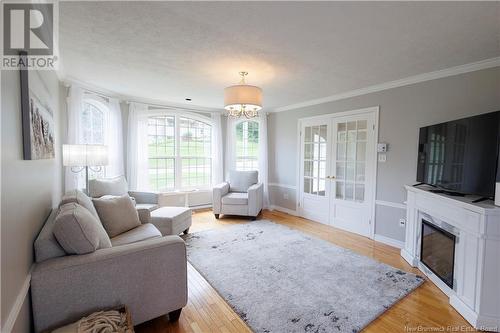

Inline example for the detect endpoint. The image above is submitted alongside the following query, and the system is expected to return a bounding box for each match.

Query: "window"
[235,121,259,171]
[147,114,212,191]
[79,100,107,183]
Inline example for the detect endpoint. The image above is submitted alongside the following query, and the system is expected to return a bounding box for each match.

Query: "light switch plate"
[378,154,387,162]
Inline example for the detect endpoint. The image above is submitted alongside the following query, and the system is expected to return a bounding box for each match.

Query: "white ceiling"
[59,2,500,111]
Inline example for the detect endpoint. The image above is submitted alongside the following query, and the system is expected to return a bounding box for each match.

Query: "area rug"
[185,220,423,333]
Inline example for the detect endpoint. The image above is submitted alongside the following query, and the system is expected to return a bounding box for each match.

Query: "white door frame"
[296,106,379,239]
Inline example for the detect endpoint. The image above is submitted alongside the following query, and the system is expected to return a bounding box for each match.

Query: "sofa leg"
[169,308,182,322]
[183,228,190,235]
[214,214,220,219]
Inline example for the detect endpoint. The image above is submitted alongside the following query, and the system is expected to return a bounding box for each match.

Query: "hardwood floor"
[136,209,475,333]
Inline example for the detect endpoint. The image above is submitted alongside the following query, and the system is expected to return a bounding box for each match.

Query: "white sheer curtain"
[105,98,124,178]
[258,113,270,208]
[211,112,224,185]
[64,85,84,191]
[127,102,150,190]
[224,116,237,180]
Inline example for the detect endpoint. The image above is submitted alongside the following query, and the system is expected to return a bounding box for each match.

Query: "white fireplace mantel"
[402,185,500,332]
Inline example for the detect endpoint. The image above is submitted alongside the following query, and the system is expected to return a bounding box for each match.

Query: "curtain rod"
[125,100,222,114]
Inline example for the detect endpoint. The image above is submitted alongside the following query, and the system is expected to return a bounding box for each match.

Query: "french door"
[298,108,377,238]
[298,118,331,223]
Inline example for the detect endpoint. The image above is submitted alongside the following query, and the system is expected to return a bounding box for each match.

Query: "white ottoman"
[150,207,192,236]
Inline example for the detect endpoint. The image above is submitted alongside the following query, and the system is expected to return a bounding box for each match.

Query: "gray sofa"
[31,189,187,332]
[212,170,263,220]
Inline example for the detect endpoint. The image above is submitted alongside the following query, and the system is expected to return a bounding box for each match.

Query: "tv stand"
[429,189,465,197]
[402,185,500,332]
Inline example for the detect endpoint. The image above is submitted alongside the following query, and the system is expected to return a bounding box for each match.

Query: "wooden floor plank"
[136,209,475,333]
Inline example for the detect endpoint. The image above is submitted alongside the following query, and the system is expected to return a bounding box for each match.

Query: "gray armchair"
[213,170,263,220]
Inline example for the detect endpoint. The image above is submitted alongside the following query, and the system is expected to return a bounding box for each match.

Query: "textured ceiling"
[59,1,500,110]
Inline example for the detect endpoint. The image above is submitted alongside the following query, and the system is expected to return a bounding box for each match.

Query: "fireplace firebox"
[420,219,456,288]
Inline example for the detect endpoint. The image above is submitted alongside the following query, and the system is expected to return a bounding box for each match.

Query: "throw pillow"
[60,189,101,222]
[92,195,141,238]
[229,170,258,192]
[88,176,129,198]
[53,203,112,255]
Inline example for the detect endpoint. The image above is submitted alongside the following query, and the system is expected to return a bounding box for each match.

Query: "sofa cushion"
[34,209,67,263]
[110,224,162,247]
[92,195,141,238]
[60,189,101,222]
[88,176,128,198]
[53,203,112,255]
[221,192,249,205]
[229,170,258,192]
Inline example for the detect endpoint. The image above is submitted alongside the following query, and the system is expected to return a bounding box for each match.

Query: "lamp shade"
[224,84,263,112]
[63,144,108,167]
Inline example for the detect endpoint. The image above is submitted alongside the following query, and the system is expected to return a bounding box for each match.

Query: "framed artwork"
[19,51,55,160]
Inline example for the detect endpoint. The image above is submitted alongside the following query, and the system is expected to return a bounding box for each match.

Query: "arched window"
[235,120,259,171]
[147,113,212,191]
[81,100,106,144]
[79,99,108,183]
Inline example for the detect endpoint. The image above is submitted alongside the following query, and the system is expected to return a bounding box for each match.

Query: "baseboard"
[373,234,405,249]
[269,205,298,216]
[2,267,32,333]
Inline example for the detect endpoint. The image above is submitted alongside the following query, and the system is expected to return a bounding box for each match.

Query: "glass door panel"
[335,120,367,203]
[303,124,328,197]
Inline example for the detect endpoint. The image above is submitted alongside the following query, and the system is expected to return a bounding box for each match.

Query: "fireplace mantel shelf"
[402,185,500,332]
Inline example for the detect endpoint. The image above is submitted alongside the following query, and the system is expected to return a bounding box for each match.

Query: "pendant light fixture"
[224,71,262,118]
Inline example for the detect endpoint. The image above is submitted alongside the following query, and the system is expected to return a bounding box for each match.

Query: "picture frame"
[19,51,55,160]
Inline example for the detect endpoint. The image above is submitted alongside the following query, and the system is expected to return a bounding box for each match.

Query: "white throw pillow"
[88,176,129,198]
[92,195,141,238]
[53,203,112,255]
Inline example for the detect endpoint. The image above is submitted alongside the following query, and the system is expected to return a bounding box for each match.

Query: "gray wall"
[1,69,62,331]
[268,67,500,241]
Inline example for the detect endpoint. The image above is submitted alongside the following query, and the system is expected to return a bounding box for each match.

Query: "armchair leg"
[251,216,257,221]
[214,214,220,219]
[183,228,190,235]
[169,308,182,322]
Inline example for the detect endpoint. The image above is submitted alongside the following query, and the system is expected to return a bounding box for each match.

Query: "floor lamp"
[63,144,108,194]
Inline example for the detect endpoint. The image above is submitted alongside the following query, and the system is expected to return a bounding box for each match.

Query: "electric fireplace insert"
[420,219,456,288]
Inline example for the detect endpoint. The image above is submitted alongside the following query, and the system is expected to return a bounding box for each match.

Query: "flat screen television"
[417,110,500,198]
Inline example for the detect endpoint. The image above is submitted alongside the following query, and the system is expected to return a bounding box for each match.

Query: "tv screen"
[417,111,500,198]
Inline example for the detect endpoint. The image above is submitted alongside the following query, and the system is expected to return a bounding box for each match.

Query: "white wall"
[1,69,63,332]
[268,67,500,242]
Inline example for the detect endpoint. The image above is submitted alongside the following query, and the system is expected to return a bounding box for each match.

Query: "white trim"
[373,234,405,249]
[2,268,32,333]
[375,200,406,210]
[268,183,296,190]
[275,57,500,112]
[269,205,298,216]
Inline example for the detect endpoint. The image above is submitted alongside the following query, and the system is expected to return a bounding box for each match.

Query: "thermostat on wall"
[377,143,388,153]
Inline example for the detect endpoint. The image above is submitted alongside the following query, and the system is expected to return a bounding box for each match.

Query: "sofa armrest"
[212,182,229,214]
[31,236,187,332]
[128,191,159,205]
[248,183,264,217]
[136,207,152,224]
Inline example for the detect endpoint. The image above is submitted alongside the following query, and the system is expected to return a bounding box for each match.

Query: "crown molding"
[61,76,222,113]
[274,57,500,113]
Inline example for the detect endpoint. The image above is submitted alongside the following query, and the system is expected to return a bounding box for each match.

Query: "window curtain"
[127,102,150,190]
[105,98,124,178]
[224,116,237,180]
[211,112,224,185]
[258,113,270,208]
[64,85,84,191]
